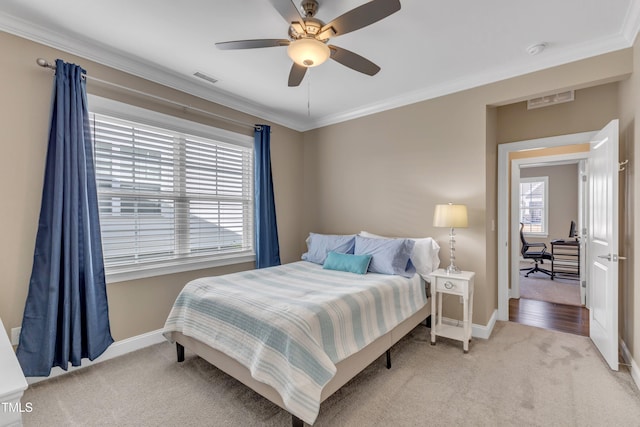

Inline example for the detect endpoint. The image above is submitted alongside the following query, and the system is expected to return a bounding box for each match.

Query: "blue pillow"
[354,235,416,278]
[323,251,372,275]
[301,233,356,264]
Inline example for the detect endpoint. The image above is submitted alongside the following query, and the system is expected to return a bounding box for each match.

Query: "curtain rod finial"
[36,58,56,70]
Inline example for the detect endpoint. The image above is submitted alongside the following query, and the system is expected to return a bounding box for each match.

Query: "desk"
[551,239,580,280]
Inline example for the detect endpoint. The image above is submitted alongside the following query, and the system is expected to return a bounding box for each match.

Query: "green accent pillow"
[323,251,372,275]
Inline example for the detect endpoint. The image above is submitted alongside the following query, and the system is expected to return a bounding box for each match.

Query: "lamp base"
[445,264,462,274]
[445,227,462,274]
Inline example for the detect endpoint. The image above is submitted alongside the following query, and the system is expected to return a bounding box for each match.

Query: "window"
[519,176,548,235]
[89,96,254,282]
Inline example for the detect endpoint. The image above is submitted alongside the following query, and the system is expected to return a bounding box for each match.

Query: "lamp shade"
[433,204,468,228]
[287,38,330,67]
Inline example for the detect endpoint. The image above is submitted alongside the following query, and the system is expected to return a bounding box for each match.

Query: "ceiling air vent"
[193,71,219,85]
[527,90,574,110]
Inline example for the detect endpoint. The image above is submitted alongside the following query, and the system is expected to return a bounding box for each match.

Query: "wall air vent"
[527,90,574,110]
[193,71,219,85]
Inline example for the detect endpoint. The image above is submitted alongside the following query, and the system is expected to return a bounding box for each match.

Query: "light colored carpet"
[22,321,640,426]
[519,261,582,306]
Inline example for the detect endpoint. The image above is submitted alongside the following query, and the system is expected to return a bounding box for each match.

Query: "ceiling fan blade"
[269,0,305,28]
[328,45,380,76]
[216,39,290,50]
[321,0,401,37]
[288,63,307,87]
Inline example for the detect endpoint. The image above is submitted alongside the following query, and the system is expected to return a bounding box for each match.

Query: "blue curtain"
[254,125,281,268]
[16,59,113,377]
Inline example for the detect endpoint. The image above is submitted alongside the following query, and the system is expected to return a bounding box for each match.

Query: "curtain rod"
[36,58,257,131]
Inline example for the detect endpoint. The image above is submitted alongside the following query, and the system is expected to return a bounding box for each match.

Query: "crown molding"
[2,8,638,133]
[0,11,308,132]
[308,32,634,130]
[622,0,640,44]
[310,6,640,130]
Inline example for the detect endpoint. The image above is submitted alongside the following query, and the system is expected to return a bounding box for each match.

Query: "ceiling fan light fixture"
[287,38,330,67]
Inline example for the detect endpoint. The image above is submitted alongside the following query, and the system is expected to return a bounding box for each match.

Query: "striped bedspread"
[163,261,426,425]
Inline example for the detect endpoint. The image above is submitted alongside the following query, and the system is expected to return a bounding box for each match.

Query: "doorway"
[497,132,596,324]
[516,161,584,307]
[510,154,590,336]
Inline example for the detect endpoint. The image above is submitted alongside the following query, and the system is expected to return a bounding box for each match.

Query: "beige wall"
[496,83,620,143]
[0,31,306,341]
[485,107,498,314]
[2,28,640,369]
[618,34,639,362]
[303,91,488,321]
[304,49,632,328]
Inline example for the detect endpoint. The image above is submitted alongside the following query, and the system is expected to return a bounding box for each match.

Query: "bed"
[163,233,439,426]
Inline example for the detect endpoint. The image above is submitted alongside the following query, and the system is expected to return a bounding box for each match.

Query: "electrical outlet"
[11,327,21,346]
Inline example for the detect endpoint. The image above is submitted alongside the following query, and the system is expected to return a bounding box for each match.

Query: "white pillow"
[359,231,440,280]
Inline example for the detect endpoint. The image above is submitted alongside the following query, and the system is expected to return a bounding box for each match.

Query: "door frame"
[497,131,595,320]
[509,153,588,300]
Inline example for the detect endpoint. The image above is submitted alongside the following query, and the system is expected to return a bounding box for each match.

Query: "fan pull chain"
[307,76,311,117]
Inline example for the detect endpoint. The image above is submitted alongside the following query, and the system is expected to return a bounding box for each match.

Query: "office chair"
[519,223,553,278]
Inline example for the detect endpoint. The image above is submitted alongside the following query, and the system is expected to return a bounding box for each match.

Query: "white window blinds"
[519,176,548,234]
[89,112,254,278]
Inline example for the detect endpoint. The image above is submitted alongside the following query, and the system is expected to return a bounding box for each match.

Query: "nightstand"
[429,269,475,353]
[0,318,28,426]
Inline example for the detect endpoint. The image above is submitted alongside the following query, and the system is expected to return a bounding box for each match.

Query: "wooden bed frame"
[168,301,431,426]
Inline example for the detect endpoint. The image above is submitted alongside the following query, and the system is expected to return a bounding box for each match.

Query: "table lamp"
[433,203,468,274]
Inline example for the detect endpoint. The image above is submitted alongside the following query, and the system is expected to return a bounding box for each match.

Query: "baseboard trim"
[25,310,501,385]
[27,329,166,385]
[619,338,640,391]
[441,309,497,340]
[475,309,498,339]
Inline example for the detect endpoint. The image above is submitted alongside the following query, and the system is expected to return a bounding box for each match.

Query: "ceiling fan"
[216,0,401,87]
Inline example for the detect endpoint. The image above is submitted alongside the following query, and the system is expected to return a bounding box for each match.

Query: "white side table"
[429,269,475,353]
[0,318,28,426]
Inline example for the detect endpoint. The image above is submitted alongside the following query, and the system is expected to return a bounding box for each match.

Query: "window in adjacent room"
[88,96,254,282]
[519,176,548,236]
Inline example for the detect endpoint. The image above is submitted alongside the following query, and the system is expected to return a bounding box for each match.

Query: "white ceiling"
[1,0,639,131]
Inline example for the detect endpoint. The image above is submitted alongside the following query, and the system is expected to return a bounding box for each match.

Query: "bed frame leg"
[292,415,304,427]
[176,343,185,362]
[386,349,391,369]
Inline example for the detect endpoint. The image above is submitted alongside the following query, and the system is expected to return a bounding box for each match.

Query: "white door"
[588,119,619,371]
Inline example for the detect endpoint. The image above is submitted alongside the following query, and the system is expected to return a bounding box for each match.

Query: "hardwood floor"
[509,298,589,336]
